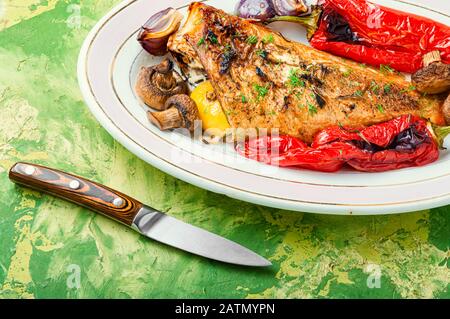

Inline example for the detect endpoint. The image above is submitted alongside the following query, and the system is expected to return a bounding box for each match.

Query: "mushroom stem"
[148,108,183,131]
[153,59,178,91]
[154,72,178,91]
[154,58,173,75]
[423,51,441,67]
[147,94,200,132]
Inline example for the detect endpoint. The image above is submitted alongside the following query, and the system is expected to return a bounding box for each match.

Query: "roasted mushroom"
[148,94,199,131]
[412,51,450,94]
[135,58,188,111]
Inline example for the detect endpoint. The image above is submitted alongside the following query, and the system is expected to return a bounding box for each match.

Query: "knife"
[9,162,271,267]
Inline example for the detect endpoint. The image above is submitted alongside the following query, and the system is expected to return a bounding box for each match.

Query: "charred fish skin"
[168,2,445,143]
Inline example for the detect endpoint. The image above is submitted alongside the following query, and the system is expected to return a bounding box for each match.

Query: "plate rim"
[78,0,450,215]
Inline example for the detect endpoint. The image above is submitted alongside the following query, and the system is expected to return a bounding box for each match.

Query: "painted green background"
[0,0,449,299]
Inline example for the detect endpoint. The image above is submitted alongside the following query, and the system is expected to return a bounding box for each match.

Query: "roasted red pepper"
[270,0,450,73]
[236,115,450,173]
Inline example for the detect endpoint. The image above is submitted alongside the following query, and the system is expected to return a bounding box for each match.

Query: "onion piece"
[235,0,276,21]
[137,8,183,56]
[271,0,308,16]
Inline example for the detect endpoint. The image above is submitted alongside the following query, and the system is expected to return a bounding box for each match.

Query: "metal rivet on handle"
[23,165,36,176]
[69,180,80,190]
[113,197,124,207]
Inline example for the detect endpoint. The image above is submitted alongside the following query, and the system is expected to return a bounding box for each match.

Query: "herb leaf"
[370,81,379,94]
[197,37,205,46]
[354,90,364,97]
[376,104,385,113]
[307,103,318,115]
[288,69,305,88]
[256,49,267,59]
[380,64,395,74]
[401,84,416,93]
[246,35,258,44]
[342,68,353,77]
[206,30,218,44]
[253,83,269,101]
[262,34,274,44]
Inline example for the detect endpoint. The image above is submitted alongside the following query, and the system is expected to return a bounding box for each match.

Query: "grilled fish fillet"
[168,2,446,143]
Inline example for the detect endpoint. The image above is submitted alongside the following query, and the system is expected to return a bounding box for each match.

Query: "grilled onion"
[137,8,182,56]
[271,0,308,16]
[235,0,276,20]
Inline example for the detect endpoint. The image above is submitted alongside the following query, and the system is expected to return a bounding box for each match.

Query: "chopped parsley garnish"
[262,34,274,44]
[342,68,353,77]
[400,85,416,93]
[376,104,385,113]
[288,69,305,88]
[241,94,248,103]
[370,81,379,94]
[206,30,218,44]
[246,35,258,44]
[256,49,267,59]
[354,90,364,97]
[380,64,395,74]
[307,103,318,115]
[359,63,367,68]
[253,83,269,101]
[197,37,205,46]
[383,83,392,94]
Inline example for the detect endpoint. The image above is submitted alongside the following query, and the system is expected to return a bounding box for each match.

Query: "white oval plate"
[78,0,450,215]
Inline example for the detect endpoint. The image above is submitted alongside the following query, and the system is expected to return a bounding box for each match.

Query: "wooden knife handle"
[9,162,143,226]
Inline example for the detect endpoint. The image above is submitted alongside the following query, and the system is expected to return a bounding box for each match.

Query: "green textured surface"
[0,0,449,299]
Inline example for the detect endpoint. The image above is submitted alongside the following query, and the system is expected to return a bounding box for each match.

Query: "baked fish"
[168,2,446,143]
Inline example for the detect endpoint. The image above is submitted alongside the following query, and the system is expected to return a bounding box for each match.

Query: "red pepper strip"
[310,0,450,73]
[347,142,438,172]
[310,37,423,74]
[237,135,353,172]
[313,115,416,148]
[236,116,441,173]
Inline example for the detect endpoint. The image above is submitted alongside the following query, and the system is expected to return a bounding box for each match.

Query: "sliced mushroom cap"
[147,94,199,131]
[412,51,450,94]
[135,58,188,110]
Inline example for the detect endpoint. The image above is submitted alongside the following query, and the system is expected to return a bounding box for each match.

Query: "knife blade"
[9,162,271,267]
